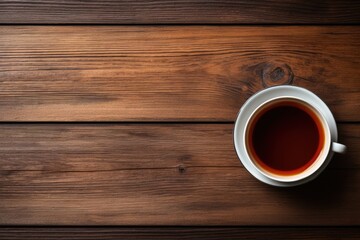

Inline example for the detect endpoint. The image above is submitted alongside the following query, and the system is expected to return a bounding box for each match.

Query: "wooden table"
[0,1,359,238]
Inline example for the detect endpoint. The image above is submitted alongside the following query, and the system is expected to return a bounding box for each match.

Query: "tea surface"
[248,101,324,175]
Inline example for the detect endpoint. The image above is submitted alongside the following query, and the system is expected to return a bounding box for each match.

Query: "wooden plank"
[0,26,359,122]
[0,227,359,239]
[0,124,358,225]
[0,0,359,24]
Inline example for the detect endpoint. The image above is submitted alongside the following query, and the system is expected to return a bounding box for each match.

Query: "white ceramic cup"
[233,86,346,187]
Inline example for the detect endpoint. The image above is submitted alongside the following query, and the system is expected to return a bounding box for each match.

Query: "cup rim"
[233,85,338,187]
[242,97,331,182]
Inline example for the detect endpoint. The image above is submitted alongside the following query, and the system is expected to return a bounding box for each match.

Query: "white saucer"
[233,86,338,187]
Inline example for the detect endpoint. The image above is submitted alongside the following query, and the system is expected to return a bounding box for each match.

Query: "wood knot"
[261,62,294,87]
[178,164,186,174]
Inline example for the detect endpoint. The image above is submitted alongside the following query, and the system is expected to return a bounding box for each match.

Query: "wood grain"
[0,0,359,24]
[0,26,359,121]
[1,227,359,239]
[0,124,358,225]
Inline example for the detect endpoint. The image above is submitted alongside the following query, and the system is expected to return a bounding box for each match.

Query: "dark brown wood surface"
[0,0,359,24]
[0,124,358,225]
[1,0,359,237]
[1,26,359,121]
[0,227,359,239]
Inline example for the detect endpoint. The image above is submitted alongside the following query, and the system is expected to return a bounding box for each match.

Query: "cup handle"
[332,142,347,154]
